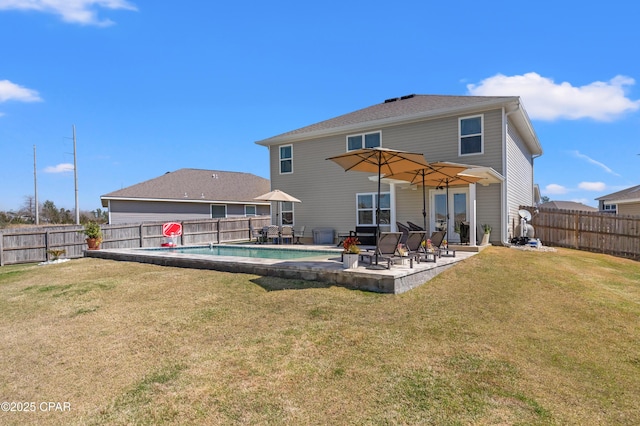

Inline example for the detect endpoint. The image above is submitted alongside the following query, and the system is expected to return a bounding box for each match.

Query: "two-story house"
[255,94,542,245]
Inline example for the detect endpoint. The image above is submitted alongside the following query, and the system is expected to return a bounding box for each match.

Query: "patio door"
[429,188,469,243]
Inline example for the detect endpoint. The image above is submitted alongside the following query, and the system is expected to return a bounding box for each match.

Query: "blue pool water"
[146,245,338,260]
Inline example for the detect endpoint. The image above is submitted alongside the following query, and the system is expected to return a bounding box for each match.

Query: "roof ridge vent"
[384,97,399,103]
[400,94,416,100]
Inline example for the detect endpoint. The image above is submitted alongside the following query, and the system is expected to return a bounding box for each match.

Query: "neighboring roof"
[256,94,542,156]
[100,169,271,207]
[539,201,598,212]
[595,185,640,204]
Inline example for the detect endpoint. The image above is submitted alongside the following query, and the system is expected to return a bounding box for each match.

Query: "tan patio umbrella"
[326,147,429,267]
[383,162,483,232]
[254,189,301,226]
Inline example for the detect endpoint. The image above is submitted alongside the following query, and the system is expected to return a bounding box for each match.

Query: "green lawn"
[0,246,638,425]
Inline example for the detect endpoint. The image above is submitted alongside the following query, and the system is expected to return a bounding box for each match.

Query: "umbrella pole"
[366,154,385,270]
[445,180,450,239]
[375,159,381,265]
[422,172,427,232]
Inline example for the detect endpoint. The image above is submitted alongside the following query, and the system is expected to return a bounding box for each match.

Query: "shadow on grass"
[251,276,333,291]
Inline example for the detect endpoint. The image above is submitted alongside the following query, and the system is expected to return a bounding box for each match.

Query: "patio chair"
[407,221,424,231]
[360,232,403,269]
[396,222,410,244]
[265,225,280,244]
[250,224,265,244]
[280,225,294,244]
[294,225,305,244]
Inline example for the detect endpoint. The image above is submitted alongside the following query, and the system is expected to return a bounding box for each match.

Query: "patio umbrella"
[383,162,482,232]
[326,147,429,267]
[254,189,301,226]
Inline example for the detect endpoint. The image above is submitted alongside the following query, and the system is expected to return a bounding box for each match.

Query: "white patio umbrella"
[254,189,301,226]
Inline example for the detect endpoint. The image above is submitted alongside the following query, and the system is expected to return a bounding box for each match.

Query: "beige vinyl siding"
[270,134,387,236]
[475,184,502,242]
[269,109,507,238]
[395,185,427,229]
[619,203,640,216]
[505,118,535,240]
[109,200,211,224]
[108,201,270,225]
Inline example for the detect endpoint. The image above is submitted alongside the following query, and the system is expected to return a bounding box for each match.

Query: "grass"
[0,246,638,425]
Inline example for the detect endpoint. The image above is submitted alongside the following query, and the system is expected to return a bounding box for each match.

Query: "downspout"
[503,103,520,245]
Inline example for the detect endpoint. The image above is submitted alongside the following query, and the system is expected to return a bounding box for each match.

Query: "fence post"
[0,233,4,267]
[44,230,50,262]
[573,213,580,249]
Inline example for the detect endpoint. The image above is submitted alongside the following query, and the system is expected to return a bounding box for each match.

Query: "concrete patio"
[84,243,483,294]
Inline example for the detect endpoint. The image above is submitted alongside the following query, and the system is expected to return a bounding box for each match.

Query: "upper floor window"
[459,115,483,156]
[347,131,381,151]
[280,145,292,174]
[603,203,617,213]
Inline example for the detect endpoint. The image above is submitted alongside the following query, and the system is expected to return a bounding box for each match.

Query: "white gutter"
[101,196,271,206]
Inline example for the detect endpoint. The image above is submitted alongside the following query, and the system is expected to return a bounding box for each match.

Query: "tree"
[539,195,550,204]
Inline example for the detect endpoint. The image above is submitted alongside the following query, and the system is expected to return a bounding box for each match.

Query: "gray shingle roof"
[257,94,518,145]
[595,185,640,202]
[101,169,271,203]
[539,201,598,212]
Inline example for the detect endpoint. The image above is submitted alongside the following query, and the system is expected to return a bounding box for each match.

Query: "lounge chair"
[360,232,404,269]
[405,231,435,263]
[429,230,455,257]
[407,221,424,231]
[396,222,410,244]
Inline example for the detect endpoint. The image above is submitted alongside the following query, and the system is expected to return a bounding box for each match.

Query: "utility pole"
[73,125,79,225]
[33,145,39,225]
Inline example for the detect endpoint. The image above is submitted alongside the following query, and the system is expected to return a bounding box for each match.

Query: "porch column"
[469,183,477,247]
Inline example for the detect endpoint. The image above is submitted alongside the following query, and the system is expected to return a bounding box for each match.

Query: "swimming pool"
[144,245,339,260]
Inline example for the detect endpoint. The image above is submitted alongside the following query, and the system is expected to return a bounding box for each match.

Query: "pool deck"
[84,243,483,294]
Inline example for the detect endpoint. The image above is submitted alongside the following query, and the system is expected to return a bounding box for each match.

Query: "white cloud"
[578,181,606,191]
[44,163,74,173]
[544,184,568,195]
[572,151,621,177]
[0,80,42,102]
[467,72,640,121]
[0,0,138,27]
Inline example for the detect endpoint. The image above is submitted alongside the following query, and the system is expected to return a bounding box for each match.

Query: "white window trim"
[346,131,382,151]
[458,114,484,156]
[279,144,293,175]
[356,192,390,226]
[244,205,257,216]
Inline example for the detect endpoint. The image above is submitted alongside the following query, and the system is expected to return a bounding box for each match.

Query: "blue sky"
[1,0,639,212]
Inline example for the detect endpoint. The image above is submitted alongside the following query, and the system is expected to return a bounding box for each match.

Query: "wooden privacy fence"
[522,206,640,260]
[0,216,271,266]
